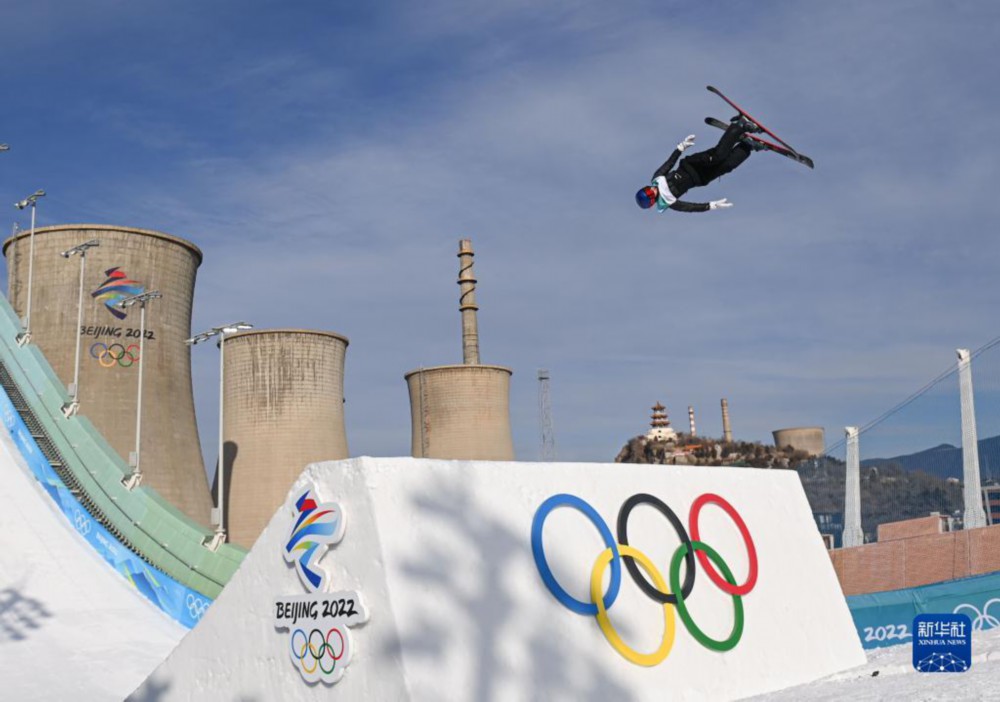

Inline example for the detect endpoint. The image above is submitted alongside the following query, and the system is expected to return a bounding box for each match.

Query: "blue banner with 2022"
[0,384,211,629]
[847,570,1000,649]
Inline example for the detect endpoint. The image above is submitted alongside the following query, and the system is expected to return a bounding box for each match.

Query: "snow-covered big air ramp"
[131,457,866,701]
[0,420,185,700]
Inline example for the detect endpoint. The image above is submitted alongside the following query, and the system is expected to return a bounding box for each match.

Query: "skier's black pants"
[679,123,751,187]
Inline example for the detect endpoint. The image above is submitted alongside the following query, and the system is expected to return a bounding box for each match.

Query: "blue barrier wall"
[847,570,1000,649]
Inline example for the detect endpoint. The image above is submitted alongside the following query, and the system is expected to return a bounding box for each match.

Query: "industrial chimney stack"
[458,239,480,365]
[405,239,514,460]
[721,398,733,443]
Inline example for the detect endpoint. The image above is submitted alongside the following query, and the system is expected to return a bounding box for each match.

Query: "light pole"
[14,189,46,346]
[118,291,162,490]
[186,321,253,550]
[60,240,100,418]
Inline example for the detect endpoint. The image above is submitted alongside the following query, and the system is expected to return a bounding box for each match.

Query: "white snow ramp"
[132,457,865,701]
[0,424,185,701]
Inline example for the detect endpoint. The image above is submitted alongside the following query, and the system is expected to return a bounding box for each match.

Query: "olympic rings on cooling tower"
[90,342,141,368]
[531,492,759,665]
[290,627,347,676]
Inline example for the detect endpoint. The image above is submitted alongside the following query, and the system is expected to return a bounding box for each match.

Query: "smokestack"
[721,398,733,443]
[404,239,513,460]
[458,239,479,365]
[688,406,696,437]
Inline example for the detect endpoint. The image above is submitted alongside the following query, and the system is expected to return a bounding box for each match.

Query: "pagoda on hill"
[646,402,677,443]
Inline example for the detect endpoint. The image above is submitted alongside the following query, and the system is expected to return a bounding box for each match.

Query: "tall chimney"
[458,239,480,365]
[721,398,733,443]
[404,239,513,460]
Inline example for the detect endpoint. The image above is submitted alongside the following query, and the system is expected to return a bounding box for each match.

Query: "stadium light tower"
[187,321,253,550]
[60,240,100,418]
[118,291,162,490]
[14,189,46,346]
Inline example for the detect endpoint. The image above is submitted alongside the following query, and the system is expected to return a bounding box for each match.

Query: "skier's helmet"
[635,185,657,209]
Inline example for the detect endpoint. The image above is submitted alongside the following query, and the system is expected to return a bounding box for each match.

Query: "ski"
[706,85,806,159]
[704,117,815,170]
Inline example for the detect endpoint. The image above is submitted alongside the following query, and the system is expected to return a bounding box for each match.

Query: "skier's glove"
[709,198,732,210]
[677,134,696,152]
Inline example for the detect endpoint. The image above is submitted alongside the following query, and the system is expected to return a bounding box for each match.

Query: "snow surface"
[744,626,1000,701]
[0,427,184,701]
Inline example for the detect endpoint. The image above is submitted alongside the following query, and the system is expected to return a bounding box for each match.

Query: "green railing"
[0,292,245,598]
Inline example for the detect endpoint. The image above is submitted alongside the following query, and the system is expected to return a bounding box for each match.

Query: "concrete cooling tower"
[772,426,825,456]
[405,239,514,460]
[221,329,349,548]
[3,224,213,523]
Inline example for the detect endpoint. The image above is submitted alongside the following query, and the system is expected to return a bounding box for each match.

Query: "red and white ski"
[706,85,812,166]
[704,117,815,169]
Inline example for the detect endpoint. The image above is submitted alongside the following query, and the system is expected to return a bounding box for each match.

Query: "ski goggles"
[635,186,657,209]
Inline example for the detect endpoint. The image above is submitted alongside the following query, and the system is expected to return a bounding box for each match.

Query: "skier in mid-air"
[635,116,762,214]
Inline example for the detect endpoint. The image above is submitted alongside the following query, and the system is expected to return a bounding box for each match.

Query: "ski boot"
[730,114,762,134]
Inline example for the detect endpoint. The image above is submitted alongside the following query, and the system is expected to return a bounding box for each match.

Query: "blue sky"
[3,1,1000,472]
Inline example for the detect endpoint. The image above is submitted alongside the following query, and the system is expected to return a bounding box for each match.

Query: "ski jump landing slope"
[133,457,866,701]
[0,426,185,701]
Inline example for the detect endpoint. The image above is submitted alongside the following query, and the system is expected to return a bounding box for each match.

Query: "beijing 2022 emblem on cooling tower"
[273,484,369,685]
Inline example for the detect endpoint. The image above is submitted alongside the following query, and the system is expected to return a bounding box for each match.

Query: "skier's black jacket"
[651,149,710,213]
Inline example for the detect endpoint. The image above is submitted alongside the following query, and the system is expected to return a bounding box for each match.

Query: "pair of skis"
[705,85,814,170]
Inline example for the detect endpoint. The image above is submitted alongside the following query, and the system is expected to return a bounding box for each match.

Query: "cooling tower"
[405,364,514,459]
[2,224,212,522]
[404,239,514,460]
[222,329,349,548]
[772,426,825,456]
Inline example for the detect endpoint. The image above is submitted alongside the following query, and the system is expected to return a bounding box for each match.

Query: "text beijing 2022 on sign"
[272,485,369,685]
[531,491,757,665]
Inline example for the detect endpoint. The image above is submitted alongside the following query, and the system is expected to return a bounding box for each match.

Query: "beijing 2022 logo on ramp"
[273,484,369,685]
[531,492,758,666]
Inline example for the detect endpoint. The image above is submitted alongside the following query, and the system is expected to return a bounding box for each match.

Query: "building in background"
[3,224,212,523]
[983,483,1000,525]
[405,239,514,460]
[646,402,677,443]
[813,512,844,549]
[221,329,349,548]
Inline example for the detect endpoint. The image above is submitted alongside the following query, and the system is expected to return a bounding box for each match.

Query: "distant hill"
[613,432,967,541]
[861,434,1000,481]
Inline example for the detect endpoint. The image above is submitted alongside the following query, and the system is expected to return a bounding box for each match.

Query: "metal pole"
[21,204,37,344]
[118,290,159,490]
[134,302,147,477]
[217,331,227,541]
[71,251,86,403]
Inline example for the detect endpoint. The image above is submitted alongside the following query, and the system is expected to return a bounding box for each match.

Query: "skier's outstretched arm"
[669,198,732,213]
[652,150,681,180]
[652,135,696,179]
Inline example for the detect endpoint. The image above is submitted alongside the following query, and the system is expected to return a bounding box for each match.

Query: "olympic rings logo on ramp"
[73,510,92,536]
[186,593,209,621]
[290,627,350,678]
[531,492,758,666]
[90,342,140,368]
